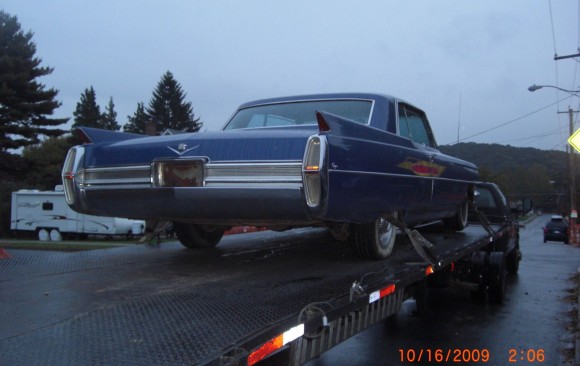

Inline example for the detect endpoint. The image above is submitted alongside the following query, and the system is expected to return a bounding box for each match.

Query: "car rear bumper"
[544,233,568,242]
[72,186,314,226]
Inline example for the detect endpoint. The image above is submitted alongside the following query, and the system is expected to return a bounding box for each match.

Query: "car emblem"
[167,144,199,156]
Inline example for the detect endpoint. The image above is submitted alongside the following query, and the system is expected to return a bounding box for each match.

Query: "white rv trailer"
[11,186,144,241]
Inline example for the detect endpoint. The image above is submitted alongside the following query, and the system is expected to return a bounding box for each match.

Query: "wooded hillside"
[441,142,573,212]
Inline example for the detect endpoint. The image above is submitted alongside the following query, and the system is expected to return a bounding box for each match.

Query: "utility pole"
[568,108,576,222]
[559,108,578,223]
[552,51,580,235]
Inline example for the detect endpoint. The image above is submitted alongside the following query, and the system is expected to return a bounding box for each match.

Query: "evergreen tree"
[22,135,76,190]
[0,10,67,153]
[147,71,202,133]
[101,97,120,130]
[123,102,149,134]
[72,86,102,129]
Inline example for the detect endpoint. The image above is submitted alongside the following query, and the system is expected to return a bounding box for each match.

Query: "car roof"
[235,93,399,109]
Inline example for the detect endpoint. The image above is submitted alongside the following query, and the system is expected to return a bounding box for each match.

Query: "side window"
[397,105,411,139]
[398,104,436,148]
[42,202,54,211]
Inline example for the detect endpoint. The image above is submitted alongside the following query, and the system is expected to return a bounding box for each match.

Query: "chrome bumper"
[62,146,317,225]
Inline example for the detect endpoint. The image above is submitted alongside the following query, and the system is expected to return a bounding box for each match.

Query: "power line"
[549,0,559,57]
[446,95,573,145]
[495,130,562,145]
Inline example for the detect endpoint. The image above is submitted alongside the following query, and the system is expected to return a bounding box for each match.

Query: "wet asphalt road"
[307,214,580,366]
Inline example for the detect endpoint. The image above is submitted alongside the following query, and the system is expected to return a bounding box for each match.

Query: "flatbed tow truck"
[0,185,521,365]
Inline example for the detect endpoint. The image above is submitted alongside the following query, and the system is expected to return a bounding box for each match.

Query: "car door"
[397,104,436,203]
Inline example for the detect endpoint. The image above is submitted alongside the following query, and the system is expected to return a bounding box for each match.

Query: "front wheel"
[350,217,397,260]
[506,247,520,274]
[174,223,225,248]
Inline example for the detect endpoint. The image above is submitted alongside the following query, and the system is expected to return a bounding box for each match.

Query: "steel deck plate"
[0,226,493,365]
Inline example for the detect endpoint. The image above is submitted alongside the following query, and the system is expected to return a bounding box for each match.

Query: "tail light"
[302,136,326,207]
[61,147,84,205]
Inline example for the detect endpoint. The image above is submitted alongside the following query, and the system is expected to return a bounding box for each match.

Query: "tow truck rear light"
[247,324,304,366]
[369,284,396,304]
[425,265,435,276]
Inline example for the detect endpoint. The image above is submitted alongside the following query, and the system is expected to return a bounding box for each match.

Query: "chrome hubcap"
[377,218,396,249]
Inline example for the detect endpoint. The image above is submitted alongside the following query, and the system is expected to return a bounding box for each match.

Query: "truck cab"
[471,182,522,274]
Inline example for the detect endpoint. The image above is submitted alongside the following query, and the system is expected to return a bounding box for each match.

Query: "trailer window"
[42,202,54,211]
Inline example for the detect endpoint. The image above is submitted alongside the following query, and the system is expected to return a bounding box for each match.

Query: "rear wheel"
[350,217,397,260]
[49,229,62,242]
[488,252,507,304]
[174,223,225,248]
[469,251,488,304]
[443,199,468,231]
[506,247,520,274]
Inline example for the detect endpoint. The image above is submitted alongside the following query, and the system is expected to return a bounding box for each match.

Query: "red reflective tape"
[248,335,283,366]
[247,325,304,365]
[380,284,396,297]
[370,284,396,303]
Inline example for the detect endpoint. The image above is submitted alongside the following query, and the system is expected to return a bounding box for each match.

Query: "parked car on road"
[62,93,479,259]
[543,215,569,244]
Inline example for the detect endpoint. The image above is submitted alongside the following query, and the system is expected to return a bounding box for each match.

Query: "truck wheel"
[506,248,520,274]
[488,252,507,304]
[350,217,397,260]
[174,223,225,249]
[469,251,488,304]
[443,199,468,231]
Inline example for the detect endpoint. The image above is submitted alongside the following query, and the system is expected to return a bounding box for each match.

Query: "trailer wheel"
[443,199,468,231]
[174,223,225,249]
[38,229,50,241]
[50,229,62,242]
[488,252,507,304]
[350,217,397,260]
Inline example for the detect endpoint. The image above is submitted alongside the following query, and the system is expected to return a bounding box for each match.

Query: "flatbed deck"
[0,225,498,365]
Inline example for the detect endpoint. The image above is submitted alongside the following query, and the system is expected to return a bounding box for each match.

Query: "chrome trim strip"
[80,161,304,188]
[206,162,302,183]
[330,169,476,184]
[221,98,375,130]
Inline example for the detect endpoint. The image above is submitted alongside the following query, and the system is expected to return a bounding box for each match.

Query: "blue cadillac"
[62,93,478,259]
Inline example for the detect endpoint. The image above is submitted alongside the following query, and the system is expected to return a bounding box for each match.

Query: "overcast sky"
[3,1,580,150]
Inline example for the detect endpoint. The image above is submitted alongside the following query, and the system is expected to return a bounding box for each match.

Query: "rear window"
[475,187,496,209]
[223,99,373,130]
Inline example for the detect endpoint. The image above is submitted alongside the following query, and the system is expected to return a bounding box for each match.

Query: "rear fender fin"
[315,110,414,148]
[73,127,146,144]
